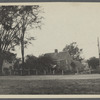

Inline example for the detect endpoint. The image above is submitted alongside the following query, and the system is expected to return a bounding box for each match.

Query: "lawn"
[0,75,100,94]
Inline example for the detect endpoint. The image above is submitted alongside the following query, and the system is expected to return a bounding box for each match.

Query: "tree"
[87,57,99,69]
[71,60,84,74]
[70,61,76,72]
[37,55,55,75]
[63,42,83,62]
[15,6,43,72]
[57,60,68,75]
[0,6,22,75]
[25,55,37,69]
[24,55,55,75]
[0,6,43,75]
[25,55,38,75]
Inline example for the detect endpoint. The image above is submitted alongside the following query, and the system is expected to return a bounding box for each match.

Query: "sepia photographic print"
[0,2,100,98]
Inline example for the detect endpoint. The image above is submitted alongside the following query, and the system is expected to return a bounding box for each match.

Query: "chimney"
[55,49,58,53]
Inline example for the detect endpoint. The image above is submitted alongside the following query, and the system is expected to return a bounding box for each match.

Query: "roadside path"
[0,74,100,80]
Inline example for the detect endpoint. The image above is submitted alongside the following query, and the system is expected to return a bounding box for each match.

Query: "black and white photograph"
[0,2,100,95]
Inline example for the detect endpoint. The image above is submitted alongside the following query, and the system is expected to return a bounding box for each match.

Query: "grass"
[0,77,100,94]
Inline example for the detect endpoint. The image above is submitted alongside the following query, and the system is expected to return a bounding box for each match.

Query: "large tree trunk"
[0,42,3,75]
[21,26,26,75]
[21,40,24,69]
[21,40,24,75]
[0,52,4,75]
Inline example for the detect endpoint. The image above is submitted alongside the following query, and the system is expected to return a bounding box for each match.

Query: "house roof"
[45,51,72,64]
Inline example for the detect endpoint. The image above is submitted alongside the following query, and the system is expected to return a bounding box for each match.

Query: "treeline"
[3,39,100,75]
[3,54,76,75]
[87,57,100,74]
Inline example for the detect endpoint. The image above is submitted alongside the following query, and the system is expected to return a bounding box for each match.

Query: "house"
[44,49,73,74]
[2,52,16,75]
[45,49,84,74]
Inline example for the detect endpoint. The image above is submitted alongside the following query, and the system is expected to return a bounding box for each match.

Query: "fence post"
[62,70,64,75]
[53,70,55,75]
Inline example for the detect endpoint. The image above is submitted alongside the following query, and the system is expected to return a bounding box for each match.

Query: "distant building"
[45,49,84,74]
[45,49,73,71]
[2,52,16,75]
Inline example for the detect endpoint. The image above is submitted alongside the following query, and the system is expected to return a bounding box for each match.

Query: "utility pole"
[97,37,100,68]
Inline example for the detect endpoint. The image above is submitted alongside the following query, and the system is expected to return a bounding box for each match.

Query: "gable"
[45,51,72,64]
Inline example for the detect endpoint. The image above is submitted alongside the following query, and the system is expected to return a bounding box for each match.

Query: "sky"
[15,3,100,59]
